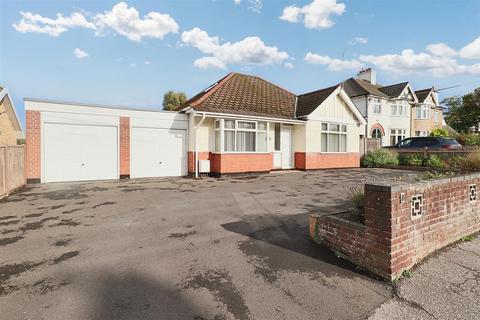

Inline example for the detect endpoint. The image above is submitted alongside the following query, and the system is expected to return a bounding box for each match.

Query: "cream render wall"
[303,92,362,153]
[188,115,214,152]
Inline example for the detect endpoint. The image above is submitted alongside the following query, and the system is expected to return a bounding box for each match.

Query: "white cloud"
[12,11,95,36]
[304,52,364,71]
[94,2,179,41]
[181,27,289,69]
[74,48,89,59]
[12,2,178,41]
[351,36,368,45]
[460,36,480,59]
[144,60,151,65]
[280,0,345,29]
[234,0,242,4]
[284,62,295,69]
[426,43,457,58]
[359,49,480,77]
[247,0,262,13]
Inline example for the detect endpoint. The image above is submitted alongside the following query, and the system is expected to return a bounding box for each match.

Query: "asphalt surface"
[0,168,474,320]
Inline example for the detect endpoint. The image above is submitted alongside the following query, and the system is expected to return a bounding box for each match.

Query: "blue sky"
[1,0,480,125]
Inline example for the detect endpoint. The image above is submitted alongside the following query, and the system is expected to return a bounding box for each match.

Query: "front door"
[280,125,293,169]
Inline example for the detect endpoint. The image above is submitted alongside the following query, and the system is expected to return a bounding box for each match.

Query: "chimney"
[357,68,376,85]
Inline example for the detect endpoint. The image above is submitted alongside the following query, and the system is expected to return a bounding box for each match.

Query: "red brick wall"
[210,153,273,174]
[311,175,480,280]
[187,151,211,175]
[25,110,41,182]
[295,152,360,170]
[119,117,130,177]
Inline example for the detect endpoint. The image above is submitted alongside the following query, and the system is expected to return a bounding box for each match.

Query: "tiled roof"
[378,82,409,98]
[415,88,433,103]
[296,85,339,117]
[342,78,390,98]
[179,72,296,119]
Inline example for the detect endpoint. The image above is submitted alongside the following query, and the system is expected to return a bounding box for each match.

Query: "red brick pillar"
[26,110,41,183]
[119,117,130,179]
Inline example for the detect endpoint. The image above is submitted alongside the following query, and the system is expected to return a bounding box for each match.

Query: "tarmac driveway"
[0,169,420,320]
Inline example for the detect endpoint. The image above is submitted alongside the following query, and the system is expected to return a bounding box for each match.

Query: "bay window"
[214,119,268,153]
[321,123,347,152]
[416,105,430,119]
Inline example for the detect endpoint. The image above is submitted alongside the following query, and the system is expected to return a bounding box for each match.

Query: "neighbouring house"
[342,68,418,147]
[0,86,23,145]
[178,72,366,177]
[413,87,444,136]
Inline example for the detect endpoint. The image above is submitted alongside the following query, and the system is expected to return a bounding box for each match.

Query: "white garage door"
[131,127,186,178]
[44,123,118,182]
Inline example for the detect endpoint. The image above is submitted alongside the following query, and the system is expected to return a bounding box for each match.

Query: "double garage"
[25,99,189,183]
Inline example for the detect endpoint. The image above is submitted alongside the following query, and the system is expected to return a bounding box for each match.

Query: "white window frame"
[391,100,408,116]
[321,122,348,153]
[434,110,439,123]
[390,129,407,146]
[372,98,382,114]
[213,119,269,154]
[416,104,430,119]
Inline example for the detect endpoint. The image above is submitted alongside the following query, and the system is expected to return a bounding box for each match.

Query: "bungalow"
[178,72,366,177]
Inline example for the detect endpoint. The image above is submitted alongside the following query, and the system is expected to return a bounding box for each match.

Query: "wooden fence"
[0,145,26,198]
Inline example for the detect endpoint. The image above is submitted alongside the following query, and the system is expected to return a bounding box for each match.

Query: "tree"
[162,90,187,111]
[430,128,450,137]
[443,87,480,133]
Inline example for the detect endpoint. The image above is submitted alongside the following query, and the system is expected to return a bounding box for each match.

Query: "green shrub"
[430,128,450,137]
[419,170,455,180]
[447,156,465,170]
[361,149,399,167]
[400,154,423,166]
[456,133,480,146]
[424,155,445,168]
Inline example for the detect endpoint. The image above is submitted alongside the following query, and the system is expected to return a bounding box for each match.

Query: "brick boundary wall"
[295,152,360,170]
[210,153,273,175]
[310,173,480,280]
[119,117,130,179]
[25,110,41,183]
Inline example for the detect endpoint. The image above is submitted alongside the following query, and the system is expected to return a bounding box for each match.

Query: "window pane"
[215,131,221,152]
[390,135,396,146]
[274,123,281,151]
[328,134,339,152]
[236,131,255,152]
[238,121,255,130]
[257,122,267,131]
[330,124,340,132]
[257,132,267,152]
[224,131,235,151]
[340,134,347,152]
[215,120,220,129]
[321,123,328,131]
[225,120,235,129]
[321,133,328,152]
[341,125,347,132]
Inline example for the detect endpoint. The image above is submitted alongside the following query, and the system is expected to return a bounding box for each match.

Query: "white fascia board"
[1,88,24,137]
[189,110,306,125]
[24,98,188,122]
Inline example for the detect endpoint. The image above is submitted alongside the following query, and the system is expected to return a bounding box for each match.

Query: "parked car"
[393,137,462,149]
